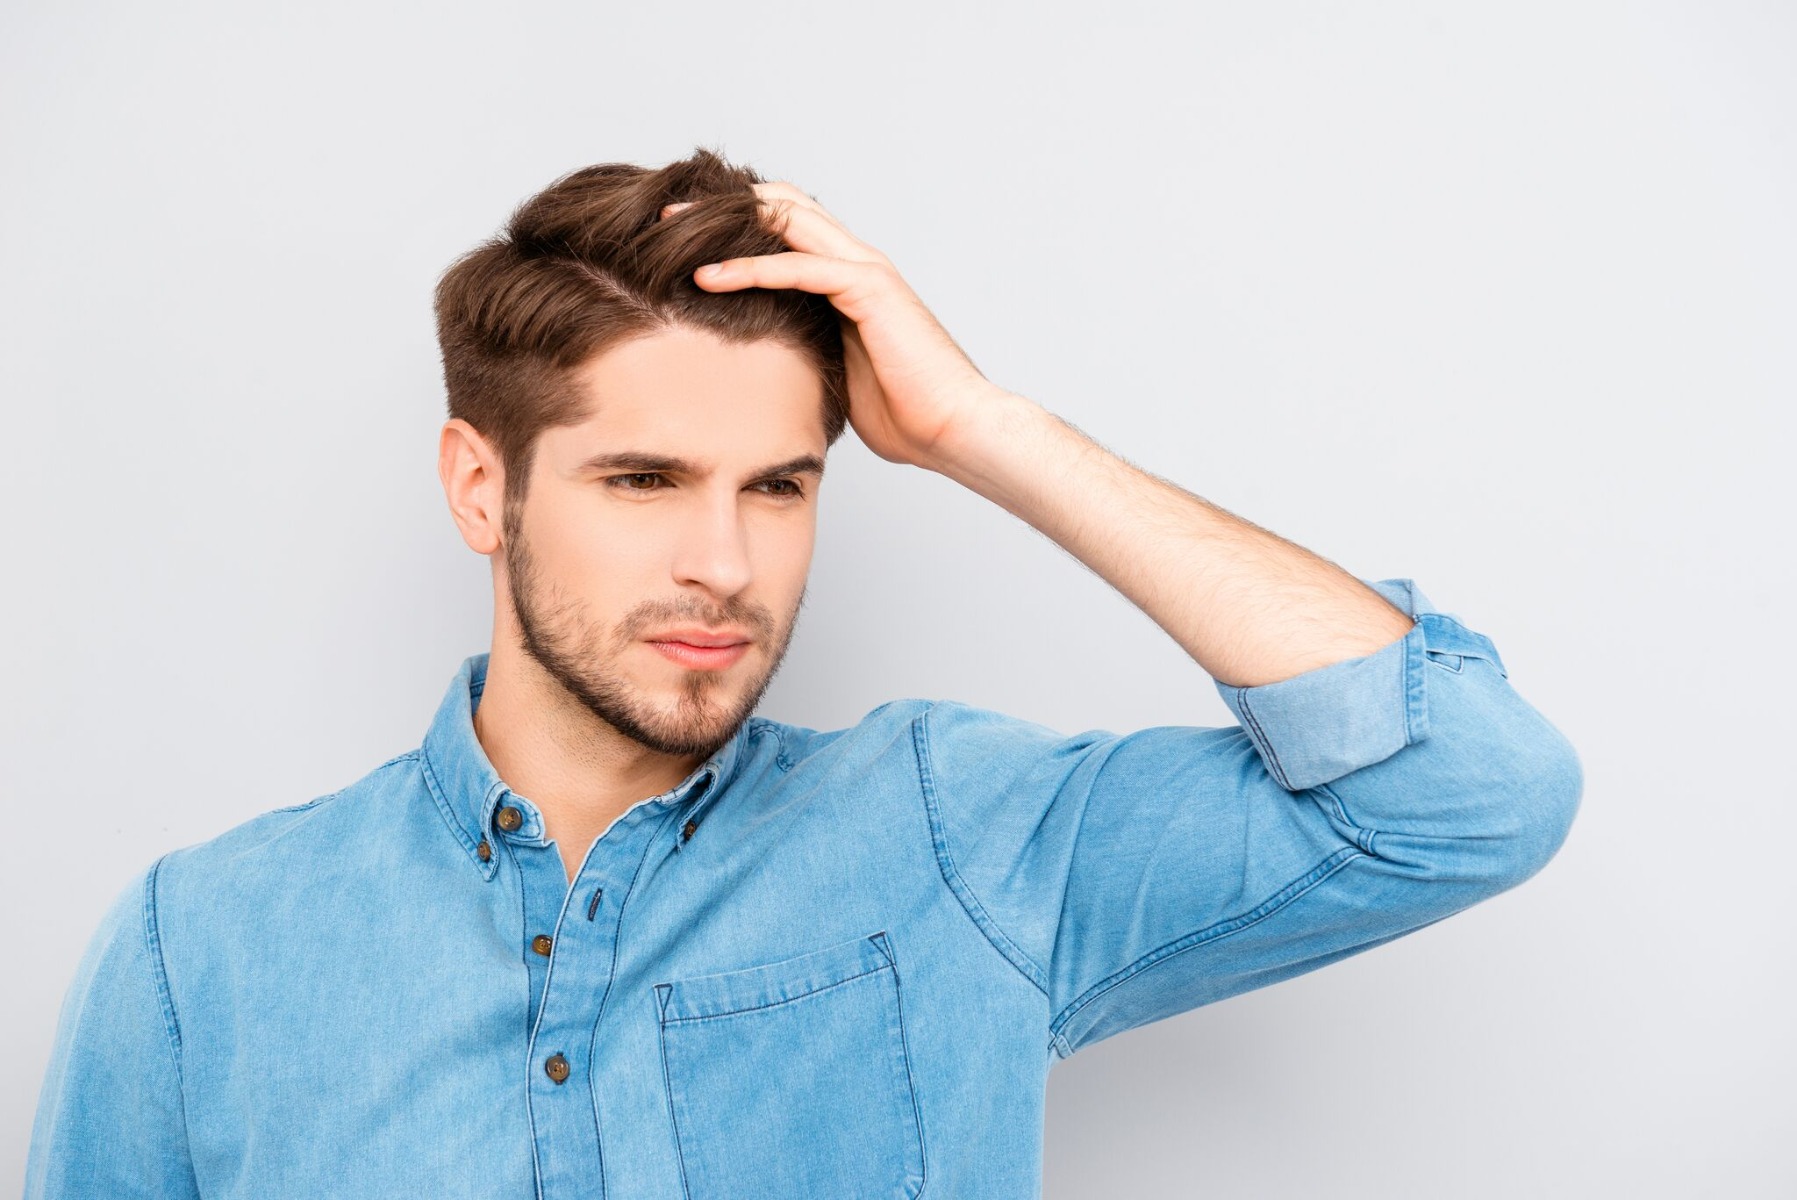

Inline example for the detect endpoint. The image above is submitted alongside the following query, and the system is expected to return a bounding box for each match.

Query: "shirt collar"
[420,652,751,878]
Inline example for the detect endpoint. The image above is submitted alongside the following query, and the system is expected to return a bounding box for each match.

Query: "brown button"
[531,934,553,956]
[496,805,523,832]
[544,1053,570,1084]
[682,819,697,841]
[476,839,492,862]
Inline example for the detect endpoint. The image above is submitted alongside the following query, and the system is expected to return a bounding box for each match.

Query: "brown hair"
[433,146,849,509]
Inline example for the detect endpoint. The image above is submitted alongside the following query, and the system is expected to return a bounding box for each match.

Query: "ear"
[438,419,505,556]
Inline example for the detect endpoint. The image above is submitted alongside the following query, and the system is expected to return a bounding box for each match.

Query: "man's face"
[499,325,826,759]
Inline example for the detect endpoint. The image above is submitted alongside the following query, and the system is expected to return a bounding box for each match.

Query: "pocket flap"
[655,931,896,1022]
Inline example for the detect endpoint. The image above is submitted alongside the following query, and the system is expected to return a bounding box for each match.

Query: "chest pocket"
[653,930,926,1200]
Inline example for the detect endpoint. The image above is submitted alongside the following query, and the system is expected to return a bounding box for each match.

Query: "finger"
[752,183,893,265]
[694,251,892,313]
[659,186,894,272]
[661,182,890,265]
[753,181,833,223]
[659,183,830,225]
[757,196,889,266]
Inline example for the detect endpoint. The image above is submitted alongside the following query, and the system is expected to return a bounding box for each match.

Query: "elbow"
[1484,721,1585,889]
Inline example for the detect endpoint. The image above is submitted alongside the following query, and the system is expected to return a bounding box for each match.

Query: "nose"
[668,492,754,599]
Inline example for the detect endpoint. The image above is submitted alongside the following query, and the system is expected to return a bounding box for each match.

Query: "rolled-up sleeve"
[915,577,1584,1060]
[1214,577,1503,792]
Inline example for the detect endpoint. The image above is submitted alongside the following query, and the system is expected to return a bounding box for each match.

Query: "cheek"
[756,522,815,578]
[529,523,641,612]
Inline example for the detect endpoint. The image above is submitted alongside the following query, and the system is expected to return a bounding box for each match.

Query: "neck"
[473,635,703,881]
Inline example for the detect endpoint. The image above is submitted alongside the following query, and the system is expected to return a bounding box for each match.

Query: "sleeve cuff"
[1212,577,1507,792]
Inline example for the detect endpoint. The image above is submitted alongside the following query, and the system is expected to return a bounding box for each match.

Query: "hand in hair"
[671,182,1010,473]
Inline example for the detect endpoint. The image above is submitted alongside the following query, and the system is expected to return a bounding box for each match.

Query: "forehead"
[559,325,823,441]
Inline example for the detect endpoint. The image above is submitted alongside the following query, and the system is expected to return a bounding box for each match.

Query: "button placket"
[523,800,679,1200]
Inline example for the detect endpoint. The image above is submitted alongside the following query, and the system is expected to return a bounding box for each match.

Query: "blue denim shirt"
[26,578,1582,1199]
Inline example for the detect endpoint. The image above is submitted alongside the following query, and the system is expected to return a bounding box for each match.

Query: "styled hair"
[433,146,849,508]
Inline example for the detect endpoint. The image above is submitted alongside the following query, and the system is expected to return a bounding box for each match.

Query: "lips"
[648,629,751,648]
[648,639,751,671]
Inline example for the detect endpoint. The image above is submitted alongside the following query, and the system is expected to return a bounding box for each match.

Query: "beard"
[499,492,802,759]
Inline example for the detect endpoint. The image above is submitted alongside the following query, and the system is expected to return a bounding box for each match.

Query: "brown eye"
[610,473,664,491]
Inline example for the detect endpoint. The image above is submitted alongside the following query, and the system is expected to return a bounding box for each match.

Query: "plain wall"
[3,1,1791,1195]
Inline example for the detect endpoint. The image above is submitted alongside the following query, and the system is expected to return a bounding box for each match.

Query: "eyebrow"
[575,450,826,481]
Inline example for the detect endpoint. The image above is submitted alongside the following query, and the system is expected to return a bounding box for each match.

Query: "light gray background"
[4,2,1791,1196]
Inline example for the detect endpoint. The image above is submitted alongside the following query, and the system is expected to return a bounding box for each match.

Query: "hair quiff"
[433,146,850,507]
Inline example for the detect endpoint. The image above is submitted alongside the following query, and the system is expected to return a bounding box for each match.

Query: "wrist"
[920,386,1044,480]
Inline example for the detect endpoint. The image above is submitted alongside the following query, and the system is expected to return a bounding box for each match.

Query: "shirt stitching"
[1047,845,1365,1056]
[143,853,202,1182]
[1232,692,1293,791]
[585,801,686,1200]
[656,1002,695,1200]
[753,717,793,774]
[657,963,888,1024]
[143,854,184,1065]
[913,704,1051,999]
[419,739,487,868]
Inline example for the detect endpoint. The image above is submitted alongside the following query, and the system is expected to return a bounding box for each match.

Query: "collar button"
[496,805,523,833]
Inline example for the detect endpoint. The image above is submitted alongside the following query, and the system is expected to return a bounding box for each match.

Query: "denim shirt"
[26,578,1583,1199]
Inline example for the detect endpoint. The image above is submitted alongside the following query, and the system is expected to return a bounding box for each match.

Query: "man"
[25,148,1583,1198]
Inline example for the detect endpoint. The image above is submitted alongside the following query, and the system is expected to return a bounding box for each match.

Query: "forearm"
[925,388,1416,689]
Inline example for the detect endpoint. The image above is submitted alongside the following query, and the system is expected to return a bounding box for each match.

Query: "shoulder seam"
[912,703,1051,999]
[373,748,424,773]
[141,854,202,1173]
[142,854,185,1077]
[265,751,418,817]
